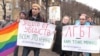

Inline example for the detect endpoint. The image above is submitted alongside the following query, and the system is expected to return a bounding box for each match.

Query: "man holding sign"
[21,4,45,56]
[73,13,92,56]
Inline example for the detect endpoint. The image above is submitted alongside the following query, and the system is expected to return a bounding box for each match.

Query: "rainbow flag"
[0,21,18,56]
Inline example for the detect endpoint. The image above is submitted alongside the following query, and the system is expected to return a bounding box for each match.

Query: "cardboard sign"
[49,6,61,21]
[62,25,100,53]
[17,20,56,49]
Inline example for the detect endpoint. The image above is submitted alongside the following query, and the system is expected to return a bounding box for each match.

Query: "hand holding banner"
[17,20,56,49]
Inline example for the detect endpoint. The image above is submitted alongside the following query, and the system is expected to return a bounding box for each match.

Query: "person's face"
[87,17,92,22]
[5,17,10,21]
[79,15,86,25]
[62,16,70,24]
[20,13,26,19]
[32,7,40,16]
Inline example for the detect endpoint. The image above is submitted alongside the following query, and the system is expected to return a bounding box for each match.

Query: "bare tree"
[0,0,6,20]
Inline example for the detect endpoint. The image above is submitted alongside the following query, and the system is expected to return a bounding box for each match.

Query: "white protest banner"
[17,20,56,49]
[62,25,100,53]
[49,6,61,21]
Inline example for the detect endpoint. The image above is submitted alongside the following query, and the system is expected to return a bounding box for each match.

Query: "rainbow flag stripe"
[0,21,18,56]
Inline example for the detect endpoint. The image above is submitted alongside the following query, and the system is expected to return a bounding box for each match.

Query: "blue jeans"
[22,47,40,56]
[83,53,91,56]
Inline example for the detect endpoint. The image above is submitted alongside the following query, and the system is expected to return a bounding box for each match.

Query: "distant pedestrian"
[0,16,13,29]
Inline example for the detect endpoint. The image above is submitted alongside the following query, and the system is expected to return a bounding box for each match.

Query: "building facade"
[0,0,59,20]
[0,0,20,20]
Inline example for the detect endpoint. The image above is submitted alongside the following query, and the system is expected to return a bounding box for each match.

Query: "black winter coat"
[52,21,62,54]
[52,21,72,55]
[28,9,45,22]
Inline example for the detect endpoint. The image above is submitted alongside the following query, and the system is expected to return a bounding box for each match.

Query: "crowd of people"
[0,3,96,56]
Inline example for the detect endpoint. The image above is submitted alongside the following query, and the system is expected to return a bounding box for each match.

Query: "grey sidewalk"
[8,47,100,56]
[8,46,59,56]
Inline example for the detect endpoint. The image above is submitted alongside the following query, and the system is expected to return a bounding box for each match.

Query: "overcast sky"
[76,0,100,11]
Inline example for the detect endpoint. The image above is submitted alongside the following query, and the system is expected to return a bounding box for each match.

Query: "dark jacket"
[24,10,45,49]
[52,21,72,56]
[28,9,45,22]
[52,21,62,54]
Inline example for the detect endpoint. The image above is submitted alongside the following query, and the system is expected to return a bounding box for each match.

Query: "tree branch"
[2,0,6,19]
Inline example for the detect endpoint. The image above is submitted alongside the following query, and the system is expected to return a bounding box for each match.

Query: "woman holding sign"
[52,15,72,56]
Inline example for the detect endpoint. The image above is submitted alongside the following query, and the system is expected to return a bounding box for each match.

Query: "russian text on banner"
[62,25,100,53]
[17,20,56,49]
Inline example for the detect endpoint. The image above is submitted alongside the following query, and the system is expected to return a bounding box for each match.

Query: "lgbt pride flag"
[0,21,18,56]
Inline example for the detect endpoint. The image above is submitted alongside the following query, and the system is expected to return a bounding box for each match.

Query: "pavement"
[8,47,100,56]
[8,46,59,56]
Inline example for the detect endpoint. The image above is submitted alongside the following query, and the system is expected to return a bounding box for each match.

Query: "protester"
[73,13,91,56]
[0,16,13,29]
[87,16,95,25]
[52,15,72,56]
[82,16,96,56]
[14,11,27,56]
[75,13,90,25]
[22,3,45,56]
